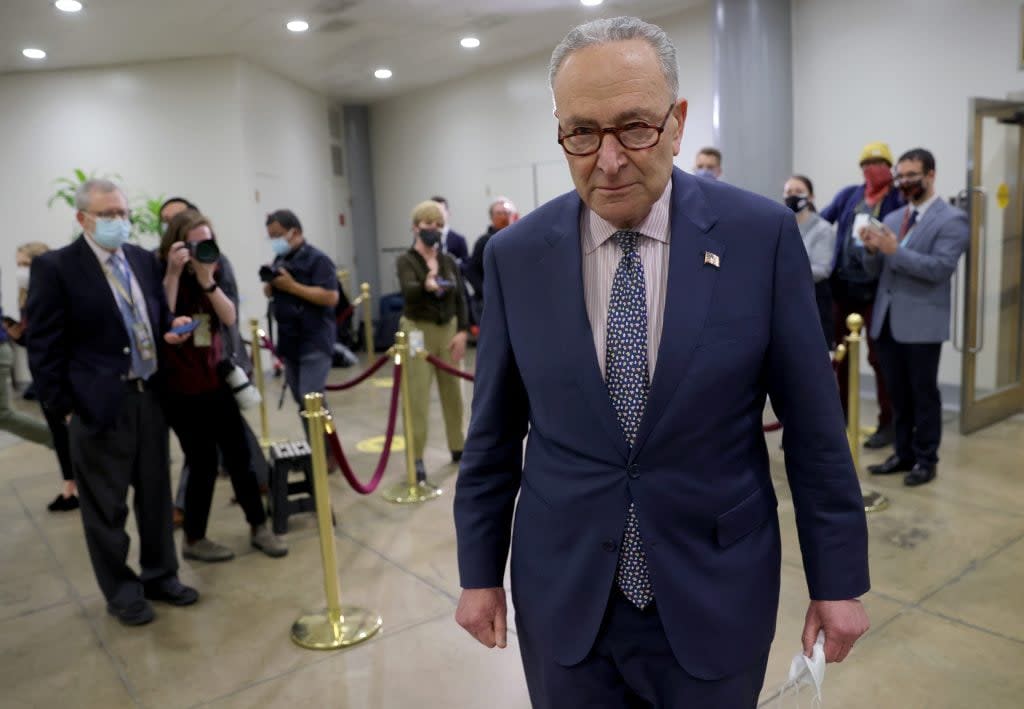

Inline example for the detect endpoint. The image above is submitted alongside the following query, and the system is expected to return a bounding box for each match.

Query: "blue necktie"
[606,230,654,609]
[108,254,156,380]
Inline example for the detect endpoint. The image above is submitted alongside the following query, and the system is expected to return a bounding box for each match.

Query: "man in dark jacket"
[820,142,905,449]
[463,197,515,326]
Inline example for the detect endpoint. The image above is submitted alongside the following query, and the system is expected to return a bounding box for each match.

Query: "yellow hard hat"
[859,142,893,166]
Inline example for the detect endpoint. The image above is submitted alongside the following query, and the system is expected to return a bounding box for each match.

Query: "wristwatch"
[202,281,218,293]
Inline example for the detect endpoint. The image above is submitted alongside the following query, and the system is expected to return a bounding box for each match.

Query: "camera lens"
[259,265,276,283]
[190,240,220,264]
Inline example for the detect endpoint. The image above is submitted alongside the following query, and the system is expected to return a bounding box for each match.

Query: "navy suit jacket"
[27,236,173,432]
[454,168,869,680]
[444,229,470,263]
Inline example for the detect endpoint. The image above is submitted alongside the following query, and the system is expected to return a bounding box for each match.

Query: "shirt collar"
[910,191,940,219]
[584,180,672,255]
[83,232,126,266]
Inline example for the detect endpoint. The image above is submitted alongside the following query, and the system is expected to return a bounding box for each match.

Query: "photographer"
[396,200,468,481]
[161,210,286,562]
[261,209,338,432]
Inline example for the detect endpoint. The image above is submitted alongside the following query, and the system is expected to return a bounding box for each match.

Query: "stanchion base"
[291,606,382,650]
[863,489,889,514]
[381,480,443,504]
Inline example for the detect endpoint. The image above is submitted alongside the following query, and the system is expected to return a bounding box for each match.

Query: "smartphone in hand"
[169,320,201,336]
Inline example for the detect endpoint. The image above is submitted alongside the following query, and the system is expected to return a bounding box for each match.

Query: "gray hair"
[548,16,679,102]
[74,178,123,211]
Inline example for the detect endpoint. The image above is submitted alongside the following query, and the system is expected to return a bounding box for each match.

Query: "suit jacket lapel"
[907,199,944,250]
[122,246,162,332]
[74,236,127,332]
[631,169,722,458]
[538,194,630,462]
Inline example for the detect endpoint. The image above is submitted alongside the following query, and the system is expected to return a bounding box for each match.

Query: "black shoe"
[107,598,155,626]
[144,577,199,606]
[451,450,463,464]
[904,464,936,487]
[868,454,914,475]
[47,493,79,512]
[864,425,894,449]
[414,459,427,483]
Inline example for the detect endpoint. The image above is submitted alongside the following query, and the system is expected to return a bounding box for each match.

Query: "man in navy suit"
[28,179,199,626]
[431,195,470,264]
[454,17,870,707]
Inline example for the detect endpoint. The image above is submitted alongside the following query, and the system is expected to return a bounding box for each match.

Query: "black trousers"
[874,316,943,466]
[166,387,266,542]
[69,384,178,606]
[41,402,73,482]
[518,592,769,709]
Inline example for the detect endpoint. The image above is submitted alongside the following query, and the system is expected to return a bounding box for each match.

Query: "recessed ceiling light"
[286,19,309,32]
[374,68,393,79]
[55,0,83,12]
[580,0,604,6]
[460,37,481,49]
[22,48,47,60]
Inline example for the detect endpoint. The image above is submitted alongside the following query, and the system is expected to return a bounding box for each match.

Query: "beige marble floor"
[1,356,1022,708]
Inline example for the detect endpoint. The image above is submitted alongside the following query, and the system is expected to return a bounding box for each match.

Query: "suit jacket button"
[123,347,131,355]
[627,464,640,479]
[120,375,128,381]
[602,540,618,552]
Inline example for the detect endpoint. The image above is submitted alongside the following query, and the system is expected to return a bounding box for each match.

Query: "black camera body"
[259,265,280,283]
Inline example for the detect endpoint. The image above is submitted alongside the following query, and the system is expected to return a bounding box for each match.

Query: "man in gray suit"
[861,148,968,486]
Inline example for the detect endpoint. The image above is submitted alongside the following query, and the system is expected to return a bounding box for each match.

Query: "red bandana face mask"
[863,164,893,204]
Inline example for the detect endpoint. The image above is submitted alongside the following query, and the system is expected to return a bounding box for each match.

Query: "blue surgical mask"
[270,234,292,256]
[694,168,717,180]
[92,217,132,250]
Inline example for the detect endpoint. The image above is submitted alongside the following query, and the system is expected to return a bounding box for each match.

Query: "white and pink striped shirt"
[581,181,672,381]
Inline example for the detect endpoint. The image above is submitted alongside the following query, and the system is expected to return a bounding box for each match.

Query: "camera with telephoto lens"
[187,239,220,264]
[216,360,261,410]
[259,265,280,283]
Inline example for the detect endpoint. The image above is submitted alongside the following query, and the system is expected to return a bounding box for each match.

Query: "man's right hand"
[455,587,508,649]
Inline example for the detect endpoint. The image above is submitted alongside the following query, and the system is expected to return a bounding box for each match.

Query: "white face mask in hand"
[778,630,826,707]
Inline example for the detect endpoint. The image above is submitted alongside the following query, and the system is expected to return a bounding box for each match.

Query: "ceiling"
[0,0,701,103]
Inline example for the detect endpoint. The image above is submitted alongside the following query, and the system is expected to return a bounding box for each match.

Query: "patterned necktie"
[108,254,156,380]
[606,230,654,609]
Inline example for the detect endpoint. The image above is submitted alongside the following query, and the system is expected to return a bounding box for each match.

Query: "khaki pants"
[0,341,52,447]
[400,317,465,460]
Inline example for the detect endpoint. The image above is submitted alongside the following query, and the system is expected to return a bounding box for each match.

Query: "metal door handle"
[967,186,987,354]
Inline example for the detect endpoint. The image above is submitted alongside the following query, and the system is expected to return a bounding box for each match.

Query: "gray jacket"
[798,213,837,282]
[863,198,969,343]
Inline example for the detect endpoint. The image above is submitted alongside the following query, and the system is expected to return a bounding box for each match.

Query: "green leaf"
[74,168,87,182]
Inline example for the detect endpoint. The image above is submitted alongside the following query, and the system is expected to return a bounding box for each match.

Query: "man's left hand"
[802,599,870,663]
[449,331,467,363]
[270,267,297,293]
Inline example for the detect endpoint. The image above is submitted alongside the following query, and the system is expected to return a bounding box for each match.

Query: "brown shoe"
[172,507,184,529]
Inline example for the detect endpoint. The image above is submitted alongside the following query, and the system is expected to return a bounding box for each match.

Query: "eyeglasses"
[85,209,132,220]
[893,172,924,186]
[557,105,675,157]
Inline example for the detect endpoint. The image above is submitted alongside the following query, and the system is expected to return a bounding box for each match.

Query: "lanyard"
[102,260,142,318]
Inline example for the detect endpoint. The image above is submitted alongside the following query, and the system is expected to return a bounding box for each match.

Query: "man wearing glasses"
[27,179,199,626]
[861,149,969,487]
[454,17,870,707]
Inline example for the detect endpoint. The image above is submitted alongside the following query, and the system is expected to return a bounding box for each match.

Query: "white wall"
[369,3,714,293]
[0,56,348,370]
[793,0,1024,387]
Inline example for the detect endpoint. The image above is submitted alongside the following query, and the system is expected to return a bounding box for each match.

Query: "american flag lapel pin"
[703,251,720,269]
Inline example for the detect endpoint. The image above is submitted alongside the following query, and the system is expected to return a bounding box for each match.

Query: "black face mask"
[899,179,926,202]
[784,195,809,213]
[418,229,441,247]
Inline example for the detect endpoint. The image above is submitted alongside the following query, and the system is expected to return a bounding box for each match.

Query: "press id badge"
[192,313,212,348]
[408,329,425,355]
[132,321,156,361]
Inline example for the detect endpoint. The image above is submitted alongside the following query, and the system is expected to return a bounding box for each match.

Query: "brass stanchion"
[249,318,272,450]
[845,314,889,513]
[291,393,383,650]
[361,282,374,361]
[382,332,443,504]
[336,268,352,300]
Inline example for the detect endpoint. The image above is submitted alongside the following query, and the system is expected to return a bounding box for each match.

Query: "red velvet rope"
[336,302,355,326]
[324,354,390,391]
[424,353,475,382]
[325,361,402,494]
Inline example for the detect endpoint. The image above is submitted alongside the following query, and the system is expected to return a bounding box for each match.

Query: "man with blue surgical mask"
[262,209,339,437]
[27,178,199,626]
[693,146,723,180]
